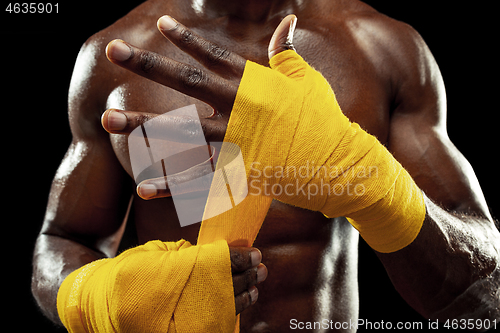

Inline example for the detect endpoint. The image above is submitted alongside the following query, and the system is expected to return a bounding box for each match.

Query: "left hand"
[101,14,297,199]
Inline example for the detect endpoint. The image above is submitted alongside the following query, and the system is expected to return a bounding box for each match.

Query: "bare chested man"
[32,0,500,332]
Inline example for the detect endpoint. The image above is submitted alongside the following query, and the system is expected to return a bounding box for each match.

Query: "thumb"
[268,14,297,60]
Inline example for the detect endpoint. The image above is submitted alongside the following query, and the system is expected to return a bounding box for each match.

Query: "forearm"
[31,233,107,325]
[376,195,500,321]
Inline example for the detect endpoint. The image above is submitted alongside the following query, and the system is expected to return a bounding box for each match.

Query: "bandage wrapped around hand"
[224,50,426,253]
[57,239,235,333]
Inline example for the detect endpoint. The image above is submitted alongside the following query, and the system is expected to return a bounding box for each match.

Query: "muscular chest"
[106,31,391,179]
[104,26,391,244]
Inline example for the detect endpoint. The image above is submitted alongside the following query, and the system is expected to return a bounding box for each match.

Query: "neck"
[190,0,302,21]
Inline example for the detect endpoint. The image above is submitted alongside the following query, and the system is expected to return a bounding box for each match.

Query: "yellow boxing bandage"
[57,49,427,333]
[57,240,235,333]
[220,50,426,253]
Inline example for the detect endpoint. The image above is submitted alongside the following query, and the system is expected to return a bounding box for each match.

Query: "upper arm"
[41,37,132,256]
[385,22,492,220]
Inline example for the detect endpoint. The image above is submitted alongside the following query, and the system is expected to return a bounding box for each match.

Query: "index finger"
[157,15,246,80]
[106,39,237,113]
[230,247,262,272]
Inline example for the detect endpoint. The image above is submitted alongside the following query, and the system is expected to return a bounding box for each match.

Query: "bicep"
[43,139,132,251]
[386,29,491,219]
[41,40,132,256]
[389,117,490,218]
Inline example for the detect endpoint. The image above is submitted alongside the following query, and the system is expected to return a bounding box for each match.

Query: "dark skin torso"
[33,0,499,331]
[103,1,386,330]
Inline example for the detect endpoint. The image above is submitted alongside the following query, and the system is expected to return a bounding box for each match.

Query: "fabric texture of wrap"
[57,239,235,333]
[220,50,426,254]
[57,48,427,333]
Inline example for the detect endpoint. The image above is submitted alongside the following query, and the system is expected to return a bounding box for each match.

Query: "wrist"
[227,50,425,253]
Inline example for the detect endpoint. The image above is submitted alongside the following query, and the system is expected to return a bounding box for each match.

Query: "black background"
[2,1,498,332]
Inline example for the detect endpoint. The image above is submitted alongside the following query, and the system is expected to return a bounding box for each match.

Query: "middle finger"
[157,15,246,80]
[232,264,268,296]
[106,39,237,113]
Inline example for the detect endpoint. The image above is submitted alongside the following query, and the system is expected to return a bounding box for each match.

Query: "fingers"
[230,247,262,272]
[136,153,216,200]
[157,15,246,80]
[233,263,267,295]
[268,14,297,60]
[235,286,259,315]
[231,246,265,292]
[102,109,157,134]
[230,247,268,314]
[106,39,237,113]
[102,108,200,137]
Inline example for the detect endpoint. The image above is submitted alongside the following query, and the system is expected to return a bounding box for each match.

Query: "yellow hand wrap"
[220,50,426,253]
[57,239,235,333]
[57,49,427,333]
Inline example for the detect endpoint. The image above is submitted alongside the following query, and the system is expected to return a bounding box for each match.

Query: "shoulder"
[67,2,162,140]
[344,5,446,127]
[309,1,447,119]
[344,5,439,80]
[67,30,118,141]
[68,33,110,111]
[68,9,149,111]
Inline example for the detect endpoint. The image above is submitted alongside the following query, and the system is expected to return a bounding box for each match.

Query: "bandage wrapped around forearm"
[224,50,426,253]
[57,239,235,333]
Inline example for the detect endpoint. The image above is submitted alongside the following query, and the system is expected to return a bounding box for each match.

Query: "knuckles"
[134,113,156,128]
[230,249,252,272]
[179,65,205,89]
[176,24,233,71]
[243,267,257,287]
[179,27,196,45]
[206,44,231,67]
[238,290,252,310]
[139,51,161,74]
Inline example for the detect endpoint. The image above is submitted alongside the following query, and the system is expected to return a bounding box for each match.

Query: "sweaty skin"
[32,0,500,332]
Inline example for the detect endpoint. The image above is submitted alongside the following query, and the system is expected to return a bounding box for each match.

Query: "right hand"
[101,15,298,200]
[230,247,268,314]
